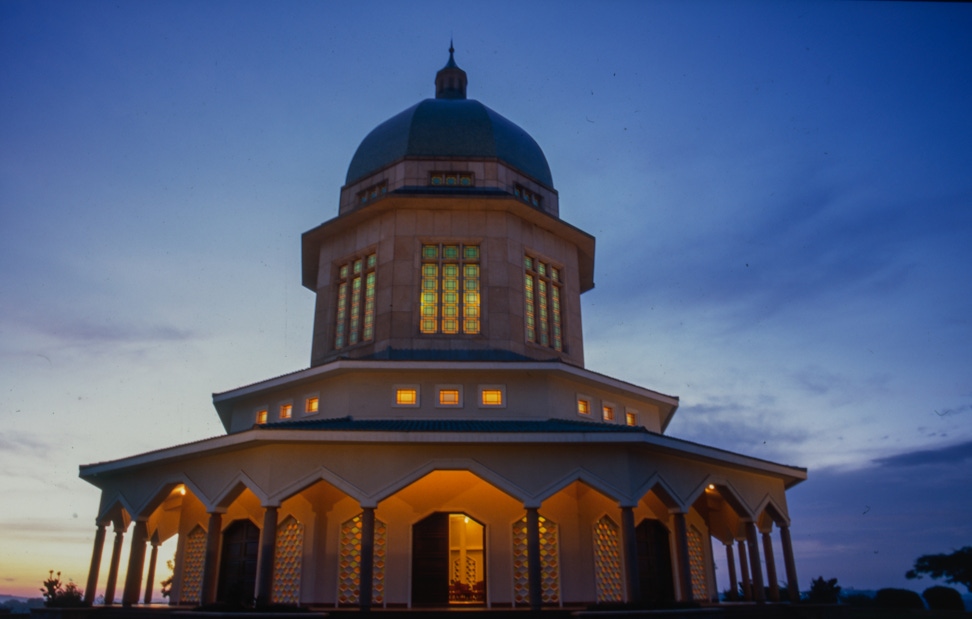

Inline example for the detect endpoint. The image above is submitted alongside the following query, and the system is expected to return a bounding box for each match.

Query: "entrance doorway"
[636,519,675,607]
[411,512,485,606]
[217,519,260,605]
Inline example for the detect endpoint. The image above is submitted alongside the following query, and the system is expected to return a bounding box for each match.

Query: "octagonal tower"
[303,47,594,367]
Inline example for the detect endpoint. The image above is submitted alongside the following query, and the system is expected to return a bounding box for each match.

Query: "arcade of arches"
[82,466,799,609]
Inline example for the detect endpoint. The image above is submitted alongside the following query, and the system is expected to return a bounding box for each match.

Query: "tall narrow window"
[335,253,377,349]
[420,244,480,335]
[524,255,563,351]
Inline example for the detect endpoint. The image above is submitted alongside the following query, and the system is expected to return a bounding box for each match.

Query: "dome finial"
[436,40,467,99]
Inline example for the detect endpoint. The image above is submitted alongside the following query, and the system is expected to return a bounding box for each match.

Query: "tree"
[906,546,972,593]
[806,576,841,604]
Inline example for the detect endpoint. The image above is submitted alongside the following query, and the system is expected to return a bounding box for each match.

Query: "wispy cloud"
[872,439,972,468]
[0,431,54,457]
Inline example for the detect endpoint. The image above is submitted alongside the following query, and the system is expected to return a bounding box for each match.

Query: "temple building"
[79,48,806,611]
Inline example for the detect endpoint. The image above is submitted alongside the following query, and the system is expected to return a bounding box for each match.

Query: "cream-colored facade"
[80,49,805,611]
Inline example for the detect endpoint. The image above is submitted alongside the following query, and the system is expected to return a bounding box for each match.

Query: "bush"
[874,588,925,610]
[922,585,964,611]
[40,571,85,608]
[840,592,875,607]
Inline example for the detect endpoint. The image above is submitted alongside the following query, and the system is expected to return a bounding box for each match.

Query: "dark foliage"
[907,546,972,593]
[840,592,875,607]
[922,585,965,611]
[875,588,925,610]
[40,571,85,608]
[806,576,841,604]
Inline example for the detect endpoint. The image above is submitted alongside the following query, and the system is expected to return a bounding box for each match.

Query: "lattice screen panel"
[593,516,623,603]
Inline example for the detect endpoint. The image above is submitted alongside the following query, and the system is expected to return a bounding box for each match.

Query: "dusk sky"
[2,0,971,601]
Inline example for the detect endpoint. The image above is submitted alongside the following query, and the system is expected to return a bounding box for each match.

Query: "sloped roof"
[259,416,649,433]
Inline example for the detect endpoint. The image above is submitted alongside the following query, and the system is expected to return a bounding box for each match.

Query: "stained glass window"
[524,255,563,351]
[480,388,504,407]
[429,172,474,187]
[335,253,377,349]
[420,244,480,335]
[395,388,418,406]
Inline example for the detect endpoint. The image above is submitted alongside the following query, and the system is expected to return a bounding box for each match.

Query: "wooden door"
[411,512,449,605]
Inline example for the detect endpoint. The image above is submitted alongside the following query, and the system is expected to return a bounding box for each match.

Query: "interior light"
[707,484,716,491]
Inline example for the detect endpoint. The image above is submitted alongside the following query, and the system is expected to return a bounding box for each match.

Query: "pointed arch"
[269,465,366,505]
[632,474,685,511]
[212,471,270,509]
[532,467,626,505]
[755,495,790,528]
[96,494,134,528]
[370,458,529,504]
[685,476,755,520]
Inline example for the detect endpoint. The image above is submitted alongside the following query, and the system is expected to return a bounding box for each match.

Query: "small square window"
[436,385,463,408]
[625,410,638,426]
[279,403,293,420]
[394,386,420,407]
[479,385,506,408]
[256,409,268,424]
[602,404,615,421]
[305,396,319,414]
[577,397,591,416]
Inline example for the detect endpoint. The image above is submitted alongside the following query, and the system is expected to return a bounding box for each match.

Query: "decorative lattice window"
[335,253,377,349]
[514,184,542,208]
[179,526,206,605]
[430,172,474,187]
[593,516,623,603]
[420,244,480,335]
[357,181,387,205]
[524,255,563,351]
[512,515,561,605]
[688,525,707,601]
[338,514,387,605]
[272,517,304,605]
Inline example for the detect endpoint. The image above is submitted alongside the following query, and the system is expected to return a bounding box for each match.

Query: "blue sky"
[1,0,970,600]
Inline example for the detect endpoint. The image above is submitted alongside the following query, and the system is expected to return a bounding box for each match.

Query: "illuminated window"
[602,403,615,422]
[577,397,591,416]
[524,254,563,351]
[429,171,474,187]
[256,409,268,424]
[420,244,480,335]
[335,252,377,349]
[279,403,293,420]
[436,386,463,408]
[625,410,638,426]
[479,385,506,408]
[305,396,319,414]
[394,386,419,407]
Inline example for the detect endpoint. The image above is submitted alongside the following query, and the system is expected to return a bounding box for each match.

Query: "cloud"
[666,396,813,463]
[0,431,54,457]
[872,439,972,468]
